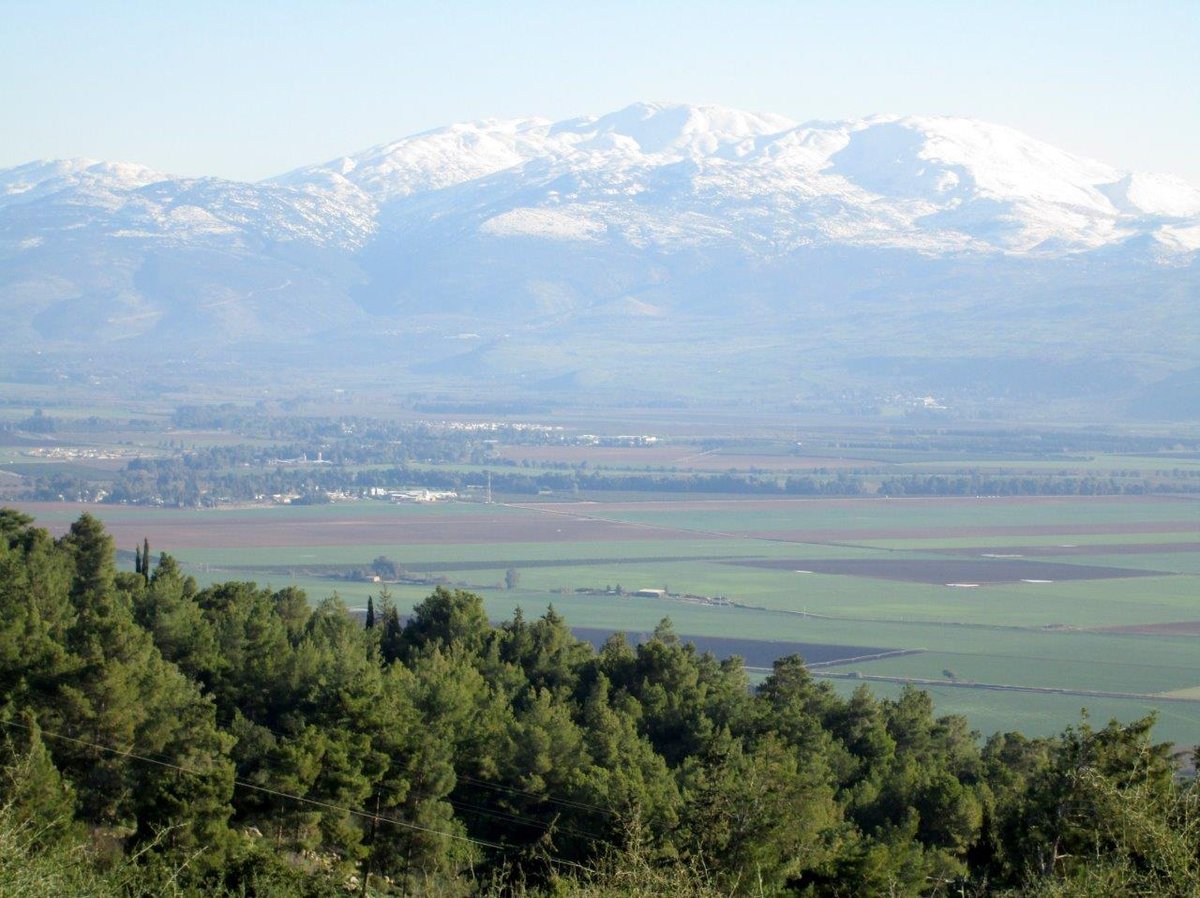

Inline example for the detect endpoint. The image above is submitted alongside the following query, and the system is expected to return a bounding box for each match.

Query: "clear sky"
[3,0,1197,184]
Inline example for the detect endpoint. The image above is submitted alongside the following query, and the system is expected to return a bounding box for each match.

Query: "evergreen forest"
[1,508,1197,897]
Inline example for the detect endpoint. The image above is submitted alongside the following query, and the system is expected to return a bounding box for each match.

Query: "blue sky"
[3,0,1197,183]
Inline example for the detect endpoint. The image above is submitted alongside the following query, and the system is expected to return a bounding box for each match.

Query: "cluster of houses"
[570,585,731,606]
[366,487,459,503]
[24,446,145,460]
[575,434,660,446]
[432,421,563,434]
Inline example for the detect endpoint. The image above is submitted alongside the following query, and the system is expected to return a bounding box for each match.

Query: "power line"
[445,793,611,843]
[456,772,619,818]
[1,718,504,852]
[1,717,601,874]
[215,712,621,822]
[218,716,615,840]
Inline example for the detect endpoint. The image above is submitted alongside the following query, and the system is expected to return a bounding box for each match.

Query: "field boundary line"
[811,672,1200,704]
[744,648,925,674]
[806,648,926,668]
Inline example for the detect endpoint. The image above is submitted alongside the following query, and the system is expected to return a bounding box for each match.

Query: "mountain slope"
[1,102,1197,416]
[282,102,1200,256]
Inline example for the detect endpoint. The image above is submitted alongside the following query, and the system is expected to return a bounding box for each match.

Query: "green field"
[570,496,1199,533]
[11,491,1200,746]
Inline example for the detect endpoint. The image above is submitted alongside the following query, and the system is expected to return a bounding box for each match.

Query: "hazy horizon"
[2,0,1197,184]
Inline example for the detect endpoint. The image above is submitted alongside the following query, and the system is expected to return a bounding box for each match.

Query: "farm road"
[814,671,1200,705]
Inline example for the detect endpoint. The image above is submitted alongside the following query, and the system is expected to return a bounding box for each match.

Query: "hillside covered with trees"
[0,508,1197,897]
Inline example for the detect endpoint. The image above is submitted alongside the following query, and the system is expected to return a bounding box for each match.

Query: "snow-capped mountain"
[275,102,1200,256]
[1,103,1198,414]
[0,157,375,248]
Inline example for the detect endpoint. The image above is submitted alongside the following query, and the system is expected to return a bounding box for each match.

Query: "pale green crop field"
[892,455,1200,472]
[842,648,1199,695]
[573,496,1200,534]
[15,494,1200,748]
[833,680,1200,745]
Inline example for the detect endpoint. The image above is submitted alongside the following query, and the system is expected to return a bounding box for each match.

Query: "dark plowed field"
[723,558,1164,584]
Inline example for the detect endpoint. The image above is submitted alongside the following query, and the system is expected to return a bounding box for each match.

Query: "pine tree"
[380,603,403,665]
[0,713,79,845]
[402,587,491,658]
[63,514,115,605]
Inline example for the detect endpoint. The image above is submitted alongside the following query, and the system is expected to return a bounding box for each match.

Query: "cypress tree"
[365,595,376,629]
[142,537,150,584]
[134,546,142,575]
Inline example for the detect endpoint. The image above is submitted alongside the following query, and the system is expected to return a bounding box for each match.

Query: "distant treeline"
[876,473,1197,497]
[29,462,860,505]
[10,406,1200,506]
[25,459,1200,506]
[812,426,1200,457]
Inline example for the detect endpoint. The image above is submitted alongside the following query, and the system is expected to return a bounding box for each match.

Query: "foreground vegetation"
[2,508,1199,896]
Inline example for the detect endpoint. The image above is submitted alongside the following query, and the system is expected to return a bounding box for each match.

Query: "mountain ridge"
[7,102,1199,255]
[1,102,1197,416]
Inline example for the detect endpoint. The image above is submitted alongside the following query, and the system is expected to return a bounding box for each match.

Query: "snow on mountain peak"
[280,102,805,204]
[1,103,1197,379]
[567,101,798,157]
[865,114,1117,206]
[270,104,1199,256]
[1107,171,1200,218]
[4,103,1198,258]
[0,157,170,207]
[277,115,554,202]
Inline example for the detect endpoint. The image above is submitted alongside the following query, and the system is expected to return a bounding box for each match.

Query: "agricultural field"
[11,488,1200,747]
[490,443,877,470]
